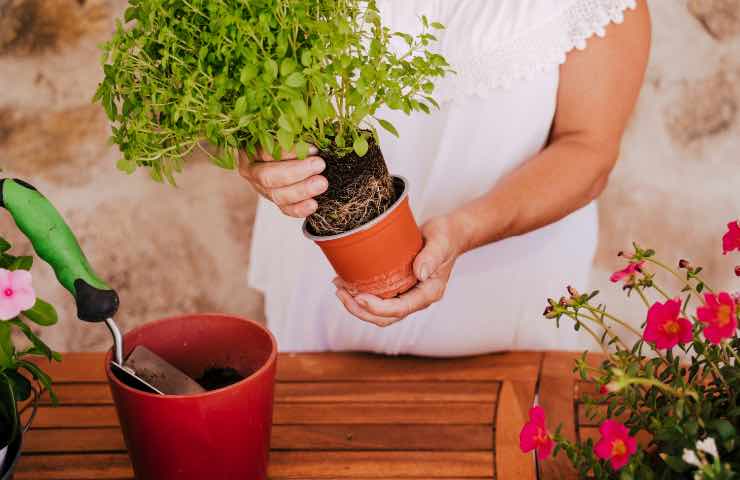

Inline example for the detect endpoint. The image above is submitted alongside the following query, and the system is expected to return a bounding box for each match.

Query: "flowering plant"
[0,235,59,451]
[521,220,740,479]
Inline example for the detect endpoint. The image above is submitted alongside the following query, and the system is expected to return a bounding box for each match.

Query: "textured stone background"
[0,0,738,351]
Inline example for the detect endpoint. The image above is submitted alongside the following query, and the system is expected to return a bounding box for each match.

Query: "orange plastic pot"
[106,314,277,480]
[304,175,423,299]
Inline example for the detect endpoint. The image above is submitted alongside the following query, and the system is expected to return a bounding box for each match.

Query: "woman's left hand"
[334,215,466,327]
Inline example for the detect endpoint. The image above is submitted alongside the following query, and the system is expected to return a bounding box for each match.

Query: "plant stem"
[562,312,611,356]
[583,304,643,339]
[635,286,651,308]
[621,376,699,401]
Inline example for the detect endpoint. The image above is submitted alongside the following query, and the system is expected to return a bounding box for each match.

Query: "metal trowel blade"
[122,346,206,396]
[111,361,165,395]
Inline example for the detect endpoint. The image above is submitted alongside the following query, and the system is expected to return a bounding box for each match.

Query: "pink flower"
[519,406,554,459]
[0,268,36,320]
[723,220,740,254]
[643,298,693,349]
[594,420,637,471]
[697,292,737,344]
[610,261,644,283]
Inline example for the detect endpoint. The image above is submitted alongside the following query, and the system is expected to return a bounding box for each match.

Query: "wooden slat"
[269,451,493,478]
[25,402,494,428]
[15,453,133,479]
[34,351,541,384]
[277,382,500,403]
[277,352,540,382]
[494,380,537,480]
[24,428,126,453]
[35,381,499,406]
[16,452,492,479]
[272,425,493,451]
[538,352,578,479]
[23,425,492,453]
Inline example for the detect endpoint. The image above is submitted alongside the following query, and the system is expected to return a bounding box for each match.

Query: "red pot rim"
[302,175,409,242]
[105,313,277,400]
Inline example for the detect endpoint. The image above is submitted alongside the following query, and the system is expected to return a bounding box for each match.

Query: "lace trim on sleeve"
[436,0,637,102]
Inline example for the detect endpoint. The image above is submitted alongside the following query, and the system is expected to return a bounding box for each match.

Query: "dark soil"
[196,367,246,391]
[308,133,396,236]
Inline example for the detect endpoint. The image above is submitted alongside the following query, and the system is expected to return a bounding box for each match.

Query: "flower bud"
[605,381,623,393]
[543,306,554,316]
[735,265,740,277]
[679,259,690,269]
[567,285,580,298]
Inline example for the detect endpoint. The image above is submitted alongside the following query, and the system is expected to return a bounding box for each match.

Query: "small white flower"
[696,437,718,459]
[682,449,702,468]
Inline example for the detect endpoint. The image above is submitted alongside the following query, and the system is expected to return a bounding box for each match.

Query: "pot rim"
[302,175,409,242]
[0,428,22,480]
[105,313,277,400]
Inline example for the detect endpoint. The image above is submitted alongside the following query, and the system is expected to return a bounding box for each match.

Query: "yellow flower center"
[611,439,627,457]
[663,321,680,335]
[717,305,732,327]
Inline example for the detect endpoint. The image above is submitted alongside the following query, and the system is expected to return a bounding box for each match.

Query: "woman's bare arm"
[453,1,651,254]
[337,1,652,326]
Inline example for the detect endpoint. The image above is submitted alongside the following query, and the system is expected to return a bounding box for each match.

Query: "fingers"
[269,175,328,206]
[412,230,451,282]
[244,156,326,190]
[280,198,319,218]
[335,288,402,327]
[355,278,446,318]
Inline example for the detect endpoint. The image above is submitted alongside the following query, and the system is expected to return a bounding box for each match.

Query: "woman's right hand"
[238,146,328,218]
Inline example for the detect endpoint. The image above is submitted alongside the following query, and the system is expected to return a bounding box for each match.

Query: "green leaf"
[8,256,32,271]
[661,455,689,473]
[377,118,399,137]
[285,72,306,88]
[240,64,258,84]
[280,58,296,77]
[264,59,278,80]
[295,141,310,159]
[0,238,11,253]
[124,6,138,22]
[300,50,312,67]
[710,419,736,440]
[9,319,53,362]
[291,99,308,119]
[17,360,56,404]
[22,299,58,326]
[5,370,31,402]
[277,128,294,153]
[116,159,136,175]
[278,114,293,133]
[0,322,13,369]
[353,135,369,157]
[431,21,445,30]
[234,96,247,117]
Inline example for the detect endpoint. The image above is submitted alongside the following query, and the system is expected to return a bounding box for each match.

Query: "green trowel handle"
[0,179,119,322]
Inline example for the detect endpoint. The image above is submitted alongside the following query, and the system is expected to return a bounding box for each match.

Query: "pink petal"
[609,271,626,283]
[529,406,546,426]
[718,292,736,311]
[594,438,612,460]
[610,453,630,470]
[0,269,10,289]
[537,437,554,459]
[9,269,32,290]
[678,318,694,344]
[626,436,637,455]
[519,422,538,452]
[13,288,35,312]
[0,298,21,320]
[665,298,682,318]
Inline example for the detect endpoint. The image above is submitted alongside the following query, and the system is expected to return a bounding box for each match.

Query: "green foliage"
[544,246,740,479]
[95,0,452,184]
[0,235,60,449]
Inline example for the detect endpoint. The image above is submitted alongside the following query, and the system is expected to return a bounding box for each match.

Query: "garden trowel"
[0,178,204,396]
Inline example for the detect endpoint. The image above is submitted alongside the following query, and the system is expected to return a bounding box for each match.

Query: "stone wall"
[0,0,738,351]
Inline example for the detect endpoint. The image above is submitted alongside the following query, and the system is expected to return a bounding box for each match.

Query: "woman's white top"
[249,0,637,356]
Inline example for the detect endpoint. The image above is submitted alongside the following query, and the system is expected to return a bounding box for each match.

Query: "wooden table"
[14,351,593,479]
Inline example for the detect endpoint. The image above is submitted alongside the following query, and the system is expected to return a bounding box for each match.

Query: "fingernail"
[306,199,318,214]
[311,157,325,173]
[308,145,319,155]
[311,177,328,194]
[357,297,369,308]
[419,264,429,282]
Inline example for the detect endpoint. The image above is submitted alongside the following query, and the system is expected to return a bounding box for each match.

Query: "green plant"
[0,236,59,450]
[521,220,740,479]
[95,0,452,184]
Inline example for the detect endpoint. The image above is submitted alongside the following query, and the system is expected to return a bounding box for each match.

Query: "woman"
[241,0,651,356]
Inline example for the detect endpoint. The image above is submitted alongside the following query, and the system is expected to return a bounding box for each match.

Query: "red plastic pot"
[106,314,277,480]
[303,175,423,299]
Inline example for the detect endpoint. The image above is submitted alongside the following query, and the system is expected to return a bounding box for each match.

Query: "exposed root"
[308,174,395,236]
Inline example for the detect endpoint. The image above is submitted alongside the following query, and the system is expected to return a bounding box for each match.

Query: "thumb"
[412,231,449,282]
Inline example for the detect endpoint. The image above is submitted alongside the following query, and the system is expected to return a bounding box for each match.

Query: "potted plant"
[0,236,60,479]
[95,0,452,298]
[520,219,740,479]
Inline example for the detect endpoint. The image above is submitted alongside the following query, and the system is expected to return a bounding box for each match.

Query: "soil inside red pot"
[195,367,247,391]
